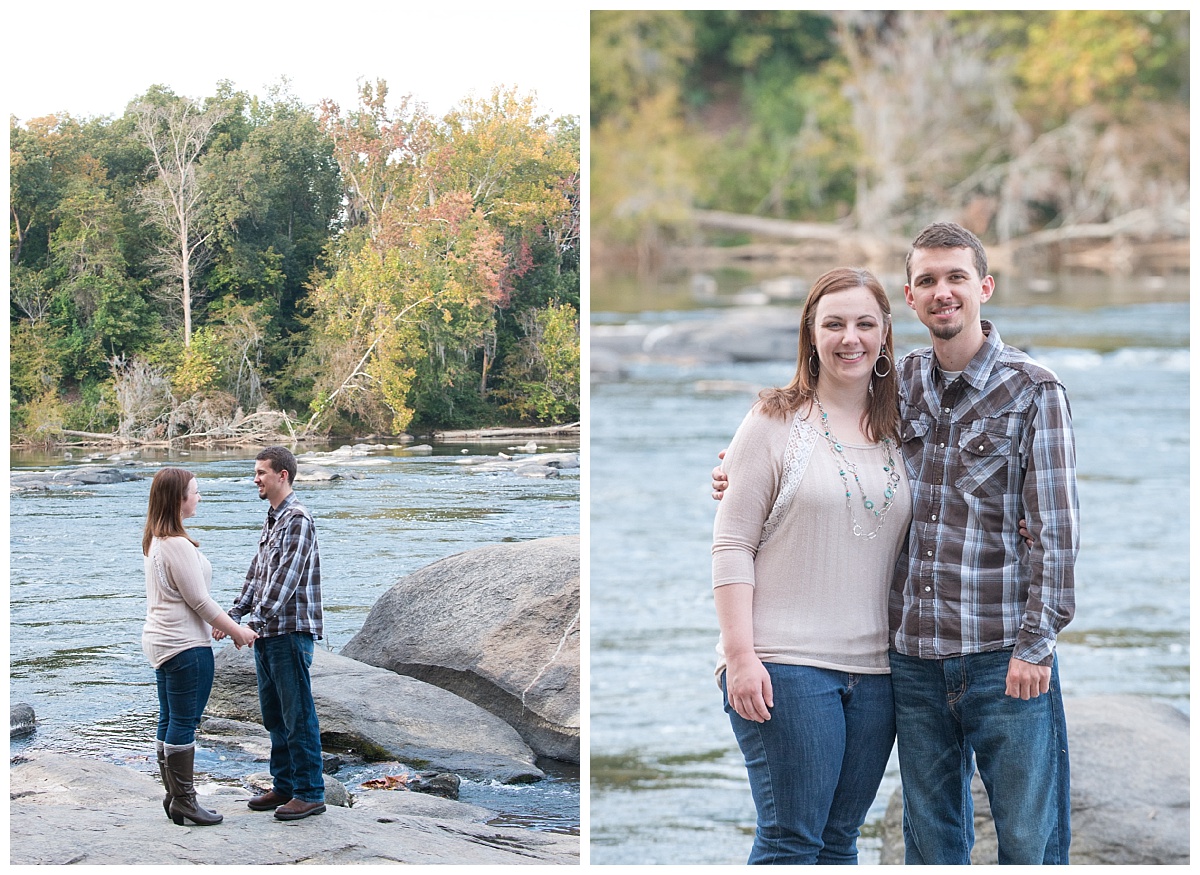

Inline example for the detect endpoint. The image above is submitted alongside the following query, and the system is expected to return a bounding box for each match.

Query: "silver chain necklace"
[814,395,902,539]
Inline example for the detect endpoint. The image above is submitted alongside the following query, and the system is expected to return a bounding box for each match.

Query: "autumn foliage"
[10,79,579,442]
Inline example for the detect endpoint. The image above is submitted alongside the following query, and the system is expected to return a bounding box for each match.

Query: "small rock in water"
[11,703,36,738]
[410,772,461,800]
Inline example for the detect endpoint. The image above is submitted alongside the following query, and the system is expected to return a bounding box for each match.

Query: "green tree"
[495,301,579,423]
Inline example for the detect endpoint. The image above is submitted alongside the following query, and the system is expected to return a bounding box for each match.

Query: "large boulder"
[342,535,580,763]
[880,695,1189,864]
[208,644,543,783]
[10,752,577,865]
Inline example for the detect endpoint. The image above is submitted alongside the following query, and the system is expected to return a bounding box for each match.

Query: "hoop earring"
[808,352,820,377]
[873,351,892,378]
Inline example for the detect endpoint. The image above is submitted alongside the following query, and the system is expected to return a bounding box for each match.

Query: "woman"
[142,467,257,826]
[712,267,910,864]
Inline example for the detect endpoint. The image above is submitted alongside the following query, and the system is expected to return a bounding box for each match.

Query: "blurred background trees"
[10,81,579,442]
[590,10,1189,273]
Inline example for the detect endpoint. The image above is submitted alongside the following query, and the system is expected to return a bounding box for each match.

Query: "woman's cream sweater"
[142,536,224,669]
[712,404,912,680]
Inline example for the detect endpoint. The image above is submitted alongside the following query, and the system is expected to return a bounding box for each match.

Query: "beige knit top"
[712,403,912,680]
[142,536,224,669]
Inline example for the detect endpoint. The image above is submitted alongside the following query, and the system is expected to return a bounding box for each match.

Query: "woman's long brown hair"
[142,467,199,556]
[757,267,900,443]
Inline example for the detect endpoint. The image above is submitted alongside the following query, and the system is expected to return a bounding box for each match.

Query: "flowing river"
[589,270,1188,864]
[10,438,580,833]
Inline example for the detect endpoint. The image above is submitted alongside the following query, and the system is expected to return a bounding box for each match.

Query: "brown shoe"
[274,798,327,820]
[247,788,291,811]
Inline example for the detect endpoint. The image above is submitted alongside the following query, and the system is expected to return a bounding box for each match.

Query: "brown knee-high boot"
[156,740,172,817]
[164,743,223,826]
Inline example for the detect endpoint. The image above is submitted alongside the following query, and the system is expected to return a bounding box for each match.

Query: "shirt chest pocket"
[259,525,285,554]
[954,427,1013,497]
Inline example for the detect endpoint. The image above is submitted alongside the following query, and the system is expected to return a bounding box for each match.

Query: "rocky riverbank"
[10,752,576,865]
[10,535,581,864]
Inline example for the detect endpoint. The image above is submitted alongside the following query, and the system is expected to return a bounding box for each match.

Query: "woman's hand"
[725,652,773,723]
[1018,518,1034,548]
[231,625,258,649]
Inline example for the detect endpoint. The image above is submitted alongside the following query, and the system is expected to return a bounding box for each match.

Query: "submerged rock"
[11,466,144,492]
[11,702,36,738]
[342,535,580,764]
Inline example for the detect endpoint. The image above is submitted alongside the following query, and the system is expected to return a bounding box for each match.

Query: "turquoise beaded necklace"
[814,395,902,539]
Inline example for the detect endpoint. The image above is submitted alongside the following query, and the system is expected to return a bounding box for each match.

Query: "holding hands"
[212,624,258,649]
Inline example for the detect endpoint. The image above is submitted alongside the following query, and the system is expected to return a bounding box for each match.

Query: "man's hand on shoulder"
[712,449,729,500]
[1005,657,1051,700]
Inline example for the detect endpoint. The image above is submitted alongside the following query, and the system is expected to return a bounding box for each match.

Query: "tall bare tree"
[133,98,228,346]
[833,11,1022,235]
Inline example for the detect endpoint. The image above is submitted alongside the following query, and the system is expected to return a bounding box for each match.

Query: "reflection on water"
[589,276,1188,865]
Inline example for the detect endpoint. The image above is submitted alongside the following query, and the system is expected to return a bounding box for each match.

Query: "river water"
[9,439,580,833]
[589,271,1189,864]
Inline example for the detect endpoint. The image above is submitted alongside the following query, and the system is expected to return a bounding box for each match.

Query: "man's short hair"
[906,222,989,285]
[257,445,298,485]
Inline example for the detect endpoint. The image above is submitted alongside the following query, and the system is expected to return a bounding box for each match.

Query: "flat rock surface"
[10,752,577,865]
[208,645,543,783]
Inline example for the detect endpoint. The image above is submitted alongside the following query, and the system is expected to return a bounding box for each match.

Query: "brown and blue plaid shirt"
[890,321,1078,666]
[230,492,323,639]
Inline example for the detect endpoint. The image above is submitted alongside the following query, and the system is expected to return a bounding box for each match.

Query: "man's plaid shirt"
[889,321,1078,666]
[230,492,323,639]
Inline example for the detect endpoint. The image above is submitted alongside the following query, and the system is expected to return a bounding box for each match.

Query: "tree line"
[10,79,579,445]
[591,10,1189,270]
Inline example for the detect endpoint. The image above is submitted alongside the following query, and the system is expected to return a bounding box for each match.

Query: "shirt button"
[943,407,951,413]
[931,514,937,521]
[924,586,932,592]
[939,442,945,448]
[978,444,985,451]
[926,550,933,557]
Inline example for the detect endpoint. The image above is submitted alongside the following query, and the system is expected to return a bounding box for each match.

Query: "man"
[888,222,1077,864]
[713,223,1078,863]
[216,445,326,821]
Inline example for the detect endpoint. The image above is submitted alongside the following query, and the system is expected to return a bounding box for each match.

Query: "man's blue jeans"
[724,663,896,864]
[155,645,215,745]
[254,632,325,803]
[889,649,1070,865]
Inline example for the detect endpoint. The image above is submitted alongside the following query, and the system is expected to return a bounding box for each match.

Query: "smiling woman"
[710,267,910,864]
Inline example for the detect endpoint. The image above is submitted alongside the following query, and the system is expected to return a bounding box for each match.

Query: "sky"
[4,2,589,122]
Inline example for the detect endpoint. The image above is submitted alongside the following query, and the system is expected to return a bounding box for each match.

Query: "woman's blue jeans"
[723,663,896,864]
[889,649,1071,865]
[254,632,325,803]
[154,645,215,745]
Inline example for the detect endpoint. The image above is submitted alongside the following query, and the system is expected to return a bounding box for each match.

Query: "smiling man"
[890,222,1078,864]
[218,445,327,821]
